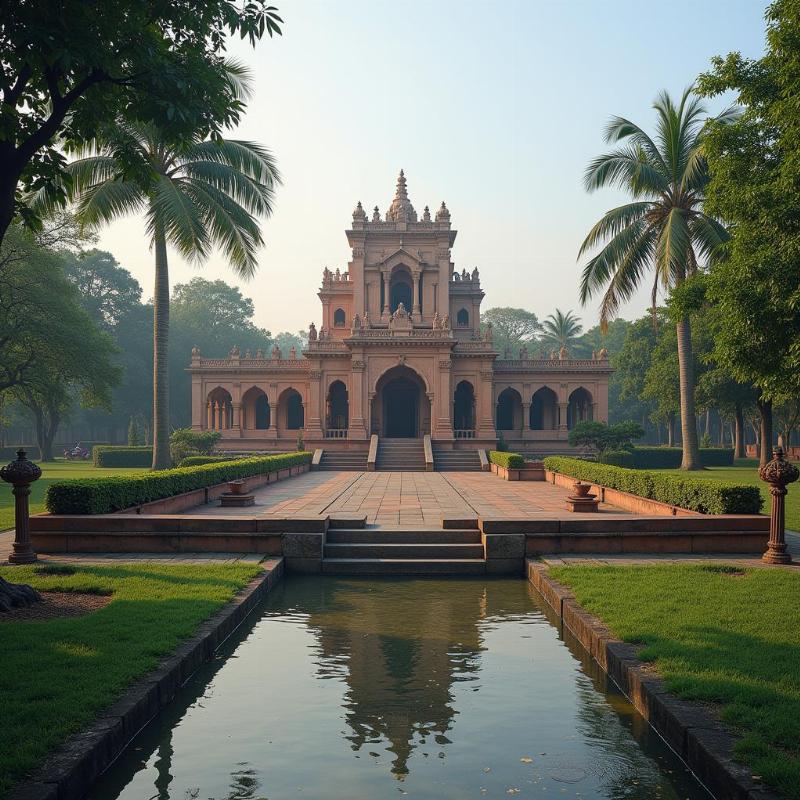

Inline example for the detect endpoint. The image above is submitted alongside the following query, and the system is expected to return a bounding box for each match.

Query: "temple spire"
[386,169,417,223]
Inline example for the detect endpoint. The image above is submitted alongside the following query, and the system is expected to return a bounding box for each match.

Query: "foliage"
[549,564,800,798]
[56,119,281,469]
[488,450,525,469]
[92,445,153,468]
[540,309,583,351]
[579,88,736,470]
[480,307,540,356]
[1,0,282,241]
[169,428,222,464]
[568,420,644,454]
[496,431,509,452]
[46,452,311,514]
[699,0,800,405]
[178,455,243,467]
[0,563,260,797]
[127,416,144,446]
[543,456,761,514]
[628,446,734,469]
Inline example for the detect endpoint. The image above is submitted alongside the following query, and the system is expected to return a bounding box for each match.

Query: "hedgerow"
[92,445,153,467]
[542,456,762,515]
[178,455,244,467]
[488,450,525,469]
[46,452,312,515]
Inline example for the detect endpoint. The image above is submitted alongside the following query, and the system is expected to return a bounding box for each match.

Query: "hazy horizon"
[93,0,769,338]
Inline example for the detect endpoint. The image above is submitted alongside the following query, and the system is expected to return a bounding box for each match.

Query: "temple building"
[189,171,611,460]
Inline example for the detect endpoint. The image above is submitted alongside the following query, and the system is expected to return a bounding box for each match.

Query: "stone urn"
[572,481,592,498]
[227,479,246,495]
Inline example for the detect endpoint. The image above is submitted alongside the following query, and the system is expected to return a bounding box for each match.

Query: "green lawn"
[0,563,261,797]
[652,460,800,530]
[0,460,148,531]
[549,563,800,799]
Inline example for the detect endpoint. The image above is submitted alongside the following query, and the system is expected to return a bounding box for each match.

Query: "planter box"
[491,462,545,481]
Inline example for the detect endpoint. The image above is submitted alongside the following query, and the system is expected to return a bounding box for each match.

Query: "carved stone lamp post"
[1,448,42,564]
[758,446,799,565]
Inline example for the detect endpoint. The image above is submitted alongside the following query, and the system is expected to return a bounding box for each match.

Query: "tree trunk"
[152,224,171,470]
[733,404,746,459]
[675,317,701,469]
[758,398,773,467]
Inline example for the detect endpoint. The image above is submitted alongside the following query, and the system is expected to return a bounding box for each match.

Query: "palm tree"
[63,119,279,468]
[541,309,583,351]
[578,88,735,470]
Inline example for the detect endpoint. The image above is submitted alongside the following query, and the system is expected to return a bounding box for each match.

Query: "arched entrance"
[206,387,232,430]
[530,387,558,430]
[241,386,270,430]
[453,380,475,431]
[496,387,522,432]
[326,380,349,430]
[567,387,593,428]
[373,366,429,438]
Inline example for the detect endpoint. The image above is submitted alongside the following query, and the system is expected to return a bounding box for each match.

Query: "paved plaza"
[183,469,629,526]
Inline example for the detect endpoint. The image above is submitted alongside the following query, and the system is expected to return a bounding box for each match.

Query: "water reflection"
[88,577,709,800]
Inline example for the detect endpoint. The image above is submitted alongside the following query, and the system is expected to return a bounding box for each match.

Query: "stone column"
[381,270,391,319]
[558,402,569,431]
[350,360,368,439]
[477,371,496,439]
[207,401,213,431]
[522,402,531,438]
[412,271,421,319]
[231,402,241,435]
[305,370,324,439]
[436,359,453,439]
[191,377,202,430]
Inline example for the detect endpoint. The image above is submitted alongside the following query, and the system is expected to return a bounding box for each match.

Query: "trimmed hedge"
[178,455,245,467]
[93,445,153,468]
[542,456,762,515]
[46,452,312,515]
[625,447,735,469]
[488,450,525,469]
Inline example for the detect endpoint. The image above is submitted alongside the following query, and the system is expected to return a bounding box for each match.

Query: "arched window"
[389,268,414,313]
[333,308,346,327]
[456,308,469,327]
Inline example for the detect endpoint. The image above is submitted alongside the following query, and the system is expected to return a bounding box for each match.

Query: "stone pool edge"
[526,560,779,800]
[8,558,285,800]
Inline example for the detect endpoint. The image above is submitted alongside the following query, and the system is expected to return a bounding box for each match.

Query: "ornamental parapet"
[493,358,612,372]
[189,358,310,370]
[345,328,454,343]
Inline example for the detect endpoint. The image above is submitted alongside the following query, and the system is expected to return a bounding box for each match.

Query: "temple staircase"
[317,449,369,471]
[432,446,482,471]
[376,438,426,471]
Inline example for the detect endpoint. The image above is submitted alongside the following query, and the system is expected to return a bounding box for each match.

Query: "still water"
[88,577,710,800]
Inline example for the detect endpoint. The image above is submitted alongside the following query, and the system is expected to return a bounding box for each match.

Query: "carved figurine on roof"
[308,322,318,341]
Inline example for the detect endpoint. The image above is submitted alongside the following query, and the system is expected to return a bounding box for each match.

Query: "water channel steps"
[322,526,486,574]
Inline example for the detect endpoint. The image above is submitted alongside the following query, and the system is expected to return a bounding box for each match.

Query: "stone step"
[327,528,481,544]
[321,558,487,575]
[324,542,484,559]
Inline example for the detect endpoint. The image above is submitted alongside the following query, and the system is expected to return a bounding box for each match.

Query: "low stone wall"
[490,462,545,481]
[527,562,781,800]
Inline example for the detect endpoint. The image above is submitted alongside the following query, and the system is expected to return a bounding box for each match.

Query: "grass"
[652,460,800,530]
[548,563,800,799]
[0,460,148,531]
[0,563,261,797]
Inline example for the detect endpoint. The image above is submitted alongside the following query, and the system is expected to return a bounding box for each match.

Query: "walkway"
[182,470,628,526]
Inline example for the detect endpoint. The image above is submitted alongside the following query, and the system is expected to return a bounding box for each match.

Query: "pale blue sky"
[97,0,769,336]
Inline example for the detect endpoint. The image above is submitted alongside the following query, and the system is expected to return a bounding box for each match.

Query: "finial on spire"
[386,169,417,222]
[352,201,367,222]
[422,205,431,222]
[435,201,450,223]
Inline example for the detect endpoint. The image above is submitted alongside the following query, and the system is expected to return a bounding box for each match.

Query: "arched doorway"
[389,268,413,313]
[241,387,270,430]
[278,388,304,433]
[206,387,232,430]
[567,387,593,428]
[453,381,475,432]
[530,387,558,430]
[496,387,521,432]
[373,366,429,438]
[326,380,349,430]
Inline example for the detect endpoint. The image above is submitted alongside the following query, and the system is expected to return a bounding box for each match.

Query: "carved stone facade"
[189,172,611,453]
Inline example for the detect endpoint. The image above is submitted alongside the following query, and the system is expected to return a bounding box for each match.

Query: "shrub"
[46,452,312,515]
[169,428,222,464]
[542,456,762,515]
[92,446,153,468]
[488,450,525,469]
[496,432,509,452]
[599,449,634,468]
[629,447,735,469]
[568,420,644,454]
[178,455,244,467]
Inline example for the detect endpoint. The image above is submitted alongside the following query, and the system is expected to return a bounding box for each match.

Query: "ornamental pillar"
[231,402,241,435]
[558,402,569,431]
[305,370,324,439]
[477,371,496,440]
[522,402,531,437]
[350,360,368,439]
[412,271,421,319]
[759,447,799,564]
[436,359,453,439]
[381,270,391,319]
[207,401,213,430]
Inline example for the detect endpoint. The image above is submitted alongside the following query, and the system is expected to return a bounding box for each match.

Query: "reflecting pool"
[88,577,710,799]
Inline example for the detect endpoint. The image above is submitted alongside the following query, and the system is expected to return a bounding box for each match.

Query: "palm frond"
[655,208,692,284]
[146,176,208,262]
[176,140,281,189]
[597,230,657,327]
[578,202,651,258]
[690,213,729,263]
[180,161,275,217]
[584,145,668,195]
[74,179,147,228]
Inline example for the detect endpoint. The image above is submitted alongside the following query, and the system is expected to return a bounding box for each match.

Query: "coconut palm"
[541,309,583,351]
[62,119,280,468]
[578,88,735,470]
